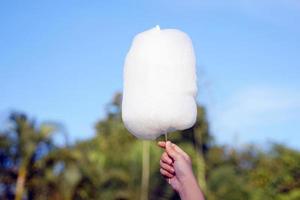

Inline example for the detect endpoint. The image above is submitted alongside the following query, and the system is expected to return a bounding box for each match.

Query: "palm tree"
[0,113,58,200]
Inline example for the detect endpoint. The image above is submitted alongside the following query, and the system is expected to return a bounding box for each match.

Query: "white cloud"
[211,86,300,145]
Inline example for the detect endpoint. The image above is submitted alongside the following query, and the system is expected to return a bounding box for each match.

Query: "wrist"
[177,173,197,195]
[177,173,204,200]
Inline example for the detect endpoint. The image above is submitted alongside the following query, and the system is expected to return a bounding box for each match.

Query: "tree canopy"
[0,93,299,200]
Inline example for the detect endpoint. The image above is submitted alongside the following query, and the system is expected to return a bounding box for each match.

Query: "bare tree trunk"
[15,163,27,200]
[195,151,206,193]
[141,141,150,200]
[194,133,207,194]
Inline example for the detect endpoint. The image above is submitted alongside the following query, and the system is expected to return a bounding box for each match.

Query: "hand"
[158,141,205,200]
[158,141,193,191]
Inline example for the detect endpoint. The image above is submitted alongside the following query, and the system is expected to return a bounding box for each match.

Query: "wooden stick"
[164,132,171,184]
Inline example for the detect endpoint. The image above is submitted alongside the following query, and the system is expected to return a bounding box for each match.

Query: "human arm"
[158,141,205,200]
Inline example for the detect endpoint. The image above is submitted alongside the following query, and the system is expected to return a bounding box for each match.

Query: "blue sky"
[1,0,299,149]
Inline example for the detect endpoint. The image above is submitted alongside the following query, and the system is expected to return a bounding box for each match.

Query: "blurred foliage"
[1,92,300,200]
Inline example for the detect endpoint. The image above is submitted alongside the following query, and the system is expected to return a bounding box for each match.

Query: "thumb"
[165,141,180,161]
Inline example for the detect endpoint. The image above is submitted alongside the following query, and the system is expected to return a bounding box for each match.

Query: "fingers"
[171,143,190,160]
[158,141,189,161]
[165,141,181,161]
[161,152,173,164]
[157,141,166,148]
[160,168,174,178]
[160,159,175,174]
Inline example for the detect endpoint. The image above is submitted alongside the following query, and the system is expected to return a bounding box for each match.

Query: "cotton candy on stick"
[122,25,197,140]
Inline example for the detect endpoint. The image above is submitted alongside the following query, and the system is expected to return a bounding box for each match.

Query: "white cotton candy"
[122,26,197,140]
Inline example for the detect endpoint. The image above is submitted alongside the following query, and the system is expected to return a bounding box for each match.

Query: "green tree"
[0,113,58,200]
[2,93,300,200]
